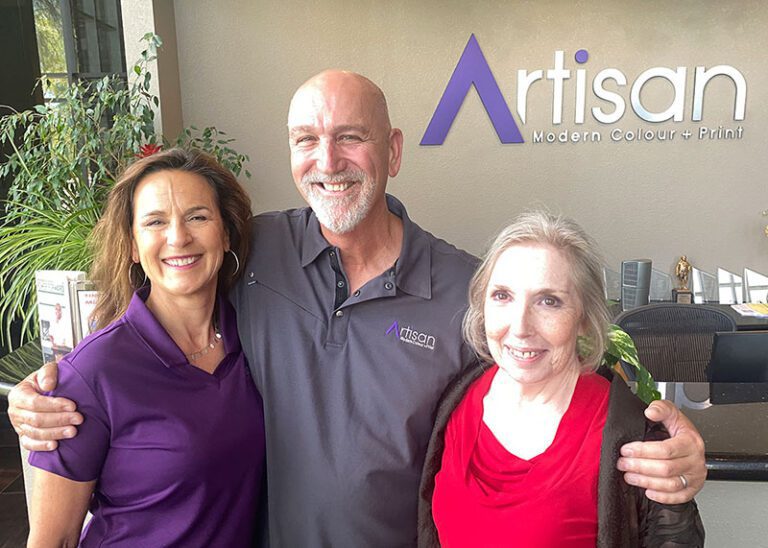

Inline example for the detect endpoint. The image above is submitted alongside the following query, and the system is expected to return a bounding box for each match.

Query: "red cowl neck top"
[432,365,610,547]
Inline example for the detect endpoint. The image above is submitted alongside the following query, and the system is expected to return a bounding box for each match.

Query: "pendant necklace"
[185,324,222,362]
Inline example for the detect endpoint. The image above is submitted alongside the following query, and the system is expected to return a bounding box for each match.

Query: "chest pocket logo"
[386,320,437,351]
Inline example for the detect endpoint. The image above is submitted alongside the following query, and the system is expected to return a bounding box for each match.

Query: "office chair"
[615,303,737,382]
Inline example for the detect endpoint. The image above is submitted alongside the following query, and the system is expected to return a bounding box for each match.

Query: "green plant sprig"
[603,324,661,404]
[579,324,660,404]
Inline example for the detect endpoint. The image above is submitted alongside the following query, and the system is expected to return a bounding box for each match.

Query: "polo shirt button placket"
[326,307,349,346]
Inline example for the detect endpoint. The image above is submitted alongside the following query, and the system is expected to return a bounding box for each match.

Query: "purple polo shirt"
[29,288,265,547]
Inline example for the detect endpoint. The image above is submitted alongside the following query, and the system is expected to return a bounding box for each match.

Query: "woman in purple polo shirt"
[27,148,265,547]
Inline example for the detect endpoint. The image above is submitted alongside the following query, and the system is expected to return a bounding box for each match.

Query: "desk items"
[620,259,652,311]
[718,268,744,304]
[649,269,673,302]
[611,261,768,309]
[744,268,768,303]
[602,267,621,301]
[692,267,718,304]
[730,303,768,318]
[672,255,694,304]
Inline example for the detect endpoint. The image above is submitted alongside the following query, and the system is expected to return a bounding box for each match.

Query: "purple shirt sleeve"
[28,357,110,482]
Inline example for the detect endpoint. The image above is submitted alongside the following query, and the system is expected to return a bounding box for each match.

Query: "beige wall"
[122,0,182,139]
[171,0,768,278]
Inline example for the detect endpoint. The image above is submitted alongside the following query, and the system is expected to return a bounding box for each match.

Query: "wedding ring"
[679,474,689,490]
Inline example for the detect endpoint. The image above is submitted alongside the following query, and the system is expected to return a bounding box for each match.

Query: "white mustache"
[302,170,366,185]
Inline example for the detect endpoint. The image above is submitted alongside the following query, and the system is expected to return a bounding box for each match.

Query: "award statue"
[673,255,693,304]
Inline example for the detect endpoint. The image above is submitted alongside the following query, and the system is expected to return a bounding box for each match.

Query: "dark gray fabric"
[231,195,478,547]
[418,366,705,547]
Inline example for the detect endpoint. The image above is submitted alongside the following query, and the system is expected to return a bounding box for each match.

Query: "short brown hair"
[89,148,252,329]
[462,210,610,372]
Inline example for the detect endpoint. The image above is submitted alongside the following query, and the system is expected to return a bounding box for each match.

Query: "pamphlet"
[35,270,87,363]
[730,303,768,318]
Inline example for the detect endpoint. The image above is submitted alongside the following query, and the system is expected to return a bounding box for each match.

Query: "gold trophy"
[672,255,693,304]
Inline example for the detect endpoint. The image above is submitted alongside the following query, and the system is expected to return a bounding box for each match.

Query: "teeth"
[510,348,540,359]
[322,182,352,192]
[164,256,198,267]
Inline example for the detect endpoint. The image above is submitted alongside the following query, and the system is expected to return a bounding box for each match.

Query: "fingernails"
[63,427,76,438]
[71,415,83,425]
[622,447,635,457]
[616,458,628,471]
[624,473,639,486]
[46,441,55,451]
[40,378,54,391]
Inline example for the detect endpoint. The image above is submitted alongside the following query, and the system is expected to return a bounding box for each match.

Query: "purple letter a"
[421,34,524,145]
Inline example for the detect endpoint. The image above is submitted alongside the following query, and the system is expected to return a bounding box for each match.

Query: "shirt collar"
[300,210,332,267]
[124,287,241,368]
[388,195,432,300]
[299,194,432,300]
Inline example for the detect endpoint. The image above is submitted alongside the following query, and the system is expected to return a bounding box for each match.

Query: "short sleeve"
[28,358,110,482]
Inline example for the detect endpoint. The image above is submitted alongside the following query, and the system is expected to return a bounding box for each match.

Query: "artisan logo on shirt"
[386,320,436,351]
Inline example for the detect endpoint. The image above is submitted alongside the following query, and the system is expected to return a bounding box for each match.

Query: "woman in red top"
[418,211,704,547]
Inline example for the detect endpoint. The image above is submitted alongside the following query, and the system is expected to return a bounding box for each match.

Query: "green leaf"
[603,325,661,404]
[0,341,42,384]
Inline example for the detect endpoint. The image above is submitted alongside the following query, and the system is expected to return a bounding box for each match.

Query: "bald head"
[288,70,391,132]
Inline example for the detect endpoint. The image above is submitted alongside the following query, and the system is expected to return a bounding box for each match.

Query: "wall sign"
[421,34,747,146]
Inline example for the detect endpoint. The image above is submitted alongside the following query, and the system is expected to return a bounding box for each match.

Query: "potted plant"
[0,34,250,367]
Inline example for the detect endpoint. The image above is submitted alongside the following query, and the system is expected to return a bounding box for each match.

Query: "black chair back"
[615,304,737,382]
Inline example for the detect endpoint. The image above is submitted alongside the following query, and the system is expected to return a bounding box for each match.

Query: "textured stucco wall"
[170,0,768,279]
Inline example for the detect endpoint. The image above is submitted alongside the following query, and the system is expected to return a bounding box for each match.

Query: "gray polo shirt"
[232,194,478,547]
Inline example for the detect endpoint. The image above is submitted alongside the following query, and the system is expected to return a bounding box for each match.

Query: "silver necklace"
[185,325,222,362]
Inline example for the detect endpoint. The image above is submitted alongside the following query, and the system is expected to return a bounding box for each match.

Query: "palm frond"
[0,340,42,384]
[0,192,99,349]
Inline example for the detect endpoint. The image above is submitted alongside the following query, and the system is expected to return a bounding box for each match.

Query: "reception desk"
[712,304,768,331]
[653,382,768,481]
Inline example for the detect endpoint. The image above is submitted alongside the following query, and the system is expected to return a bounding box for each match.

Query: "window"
[33,0,126,103]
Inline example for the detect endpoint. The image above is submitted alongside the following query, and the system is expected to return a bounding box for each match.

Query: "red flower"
[137,143,162,158]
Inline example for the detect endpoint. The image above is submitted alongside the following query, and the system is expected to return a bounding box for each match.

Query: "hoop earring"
[128,262,148,288]
[227,250,240,277]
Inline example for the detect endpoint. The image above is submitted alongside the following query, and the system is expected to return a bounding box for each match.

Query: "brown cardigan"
[417,365,705,547]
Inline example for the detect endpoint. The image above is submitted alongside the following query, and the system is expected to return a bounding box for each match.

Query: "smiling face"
[287,71,402,234]
[484,243,585,387]
[131,169,229,306]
